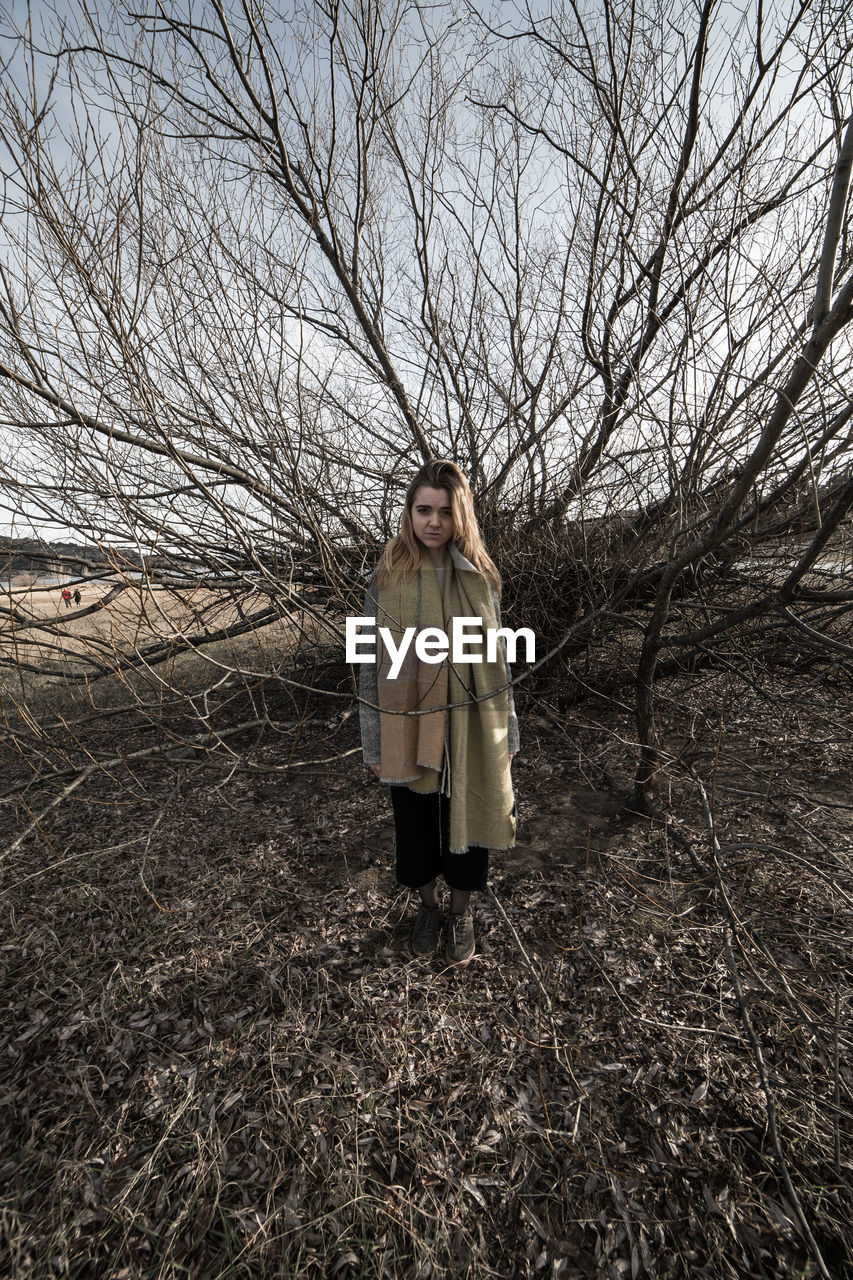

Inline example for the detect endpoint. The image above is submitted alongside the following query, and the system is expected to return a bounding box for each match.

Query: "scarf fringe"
[449,840,516,856]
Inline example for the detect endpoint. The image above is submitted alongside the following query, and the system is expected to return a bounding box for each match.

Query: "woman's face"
[410,485,454,553]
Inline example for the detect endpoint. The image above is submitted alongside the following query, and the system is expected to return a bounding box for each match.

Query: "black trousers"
[390,785,489,892]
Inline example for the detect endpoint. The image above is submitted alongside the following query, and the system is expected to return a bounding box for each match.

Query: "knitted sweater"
[358,545,520,766]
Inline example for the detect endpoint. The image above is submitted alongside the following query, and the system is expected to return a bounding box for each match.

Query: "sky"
[0,0,850,544]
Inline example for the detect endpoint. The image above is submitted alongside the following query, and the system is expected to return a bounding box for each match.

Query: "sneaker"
[411,903,441,956]
[445,909,475,967]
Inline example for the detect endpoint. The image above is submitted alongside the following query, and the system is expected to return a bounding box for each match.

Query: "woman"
[359,459,519,967]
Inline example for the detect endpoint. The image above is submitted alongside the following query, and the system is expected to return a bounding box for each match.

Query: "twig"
[488,884,585,1099]
[696,769,831,1277]
[1,764,95,859]
[0,836,147,898]
[723,931,831,1280]
[834,988,842,1180]
[487,885,553,1016]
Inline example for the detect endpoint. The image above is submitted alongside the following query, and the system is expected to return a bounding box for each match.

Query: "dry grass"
[0,577,343,716]
[1,654,852,1279]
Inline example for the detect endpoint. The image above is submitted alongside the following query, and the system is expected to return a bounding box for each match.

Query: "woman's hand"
[509,753,516,766]
[368,763,382,778]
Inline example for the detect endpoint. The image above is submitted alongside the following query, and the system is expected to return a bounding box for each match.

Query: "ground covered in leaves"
[1,663,852,1278]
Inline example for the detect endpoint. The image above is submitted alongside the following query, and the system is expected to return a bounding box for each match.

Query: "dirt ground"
[1,622,852,1277]
[3,576,281,641]
[0,576,340,708]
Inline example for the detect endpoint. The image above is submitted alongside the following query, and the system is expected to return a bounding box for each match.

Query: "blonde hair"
[376,459,501,594]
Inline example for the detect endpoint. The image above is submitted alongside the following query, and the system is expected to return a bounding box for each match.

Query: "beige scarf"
[376,548,516,854]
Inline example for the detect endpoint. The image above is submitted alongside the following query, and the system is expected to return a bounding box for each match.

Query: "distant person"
[61,588,72,608]
[73,588,81,605]
[359,459,519,968]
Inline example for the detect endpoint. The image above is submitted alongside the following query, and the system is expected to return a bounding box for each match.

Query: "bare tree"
[0,0,852,807]
[464,0,853,805]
